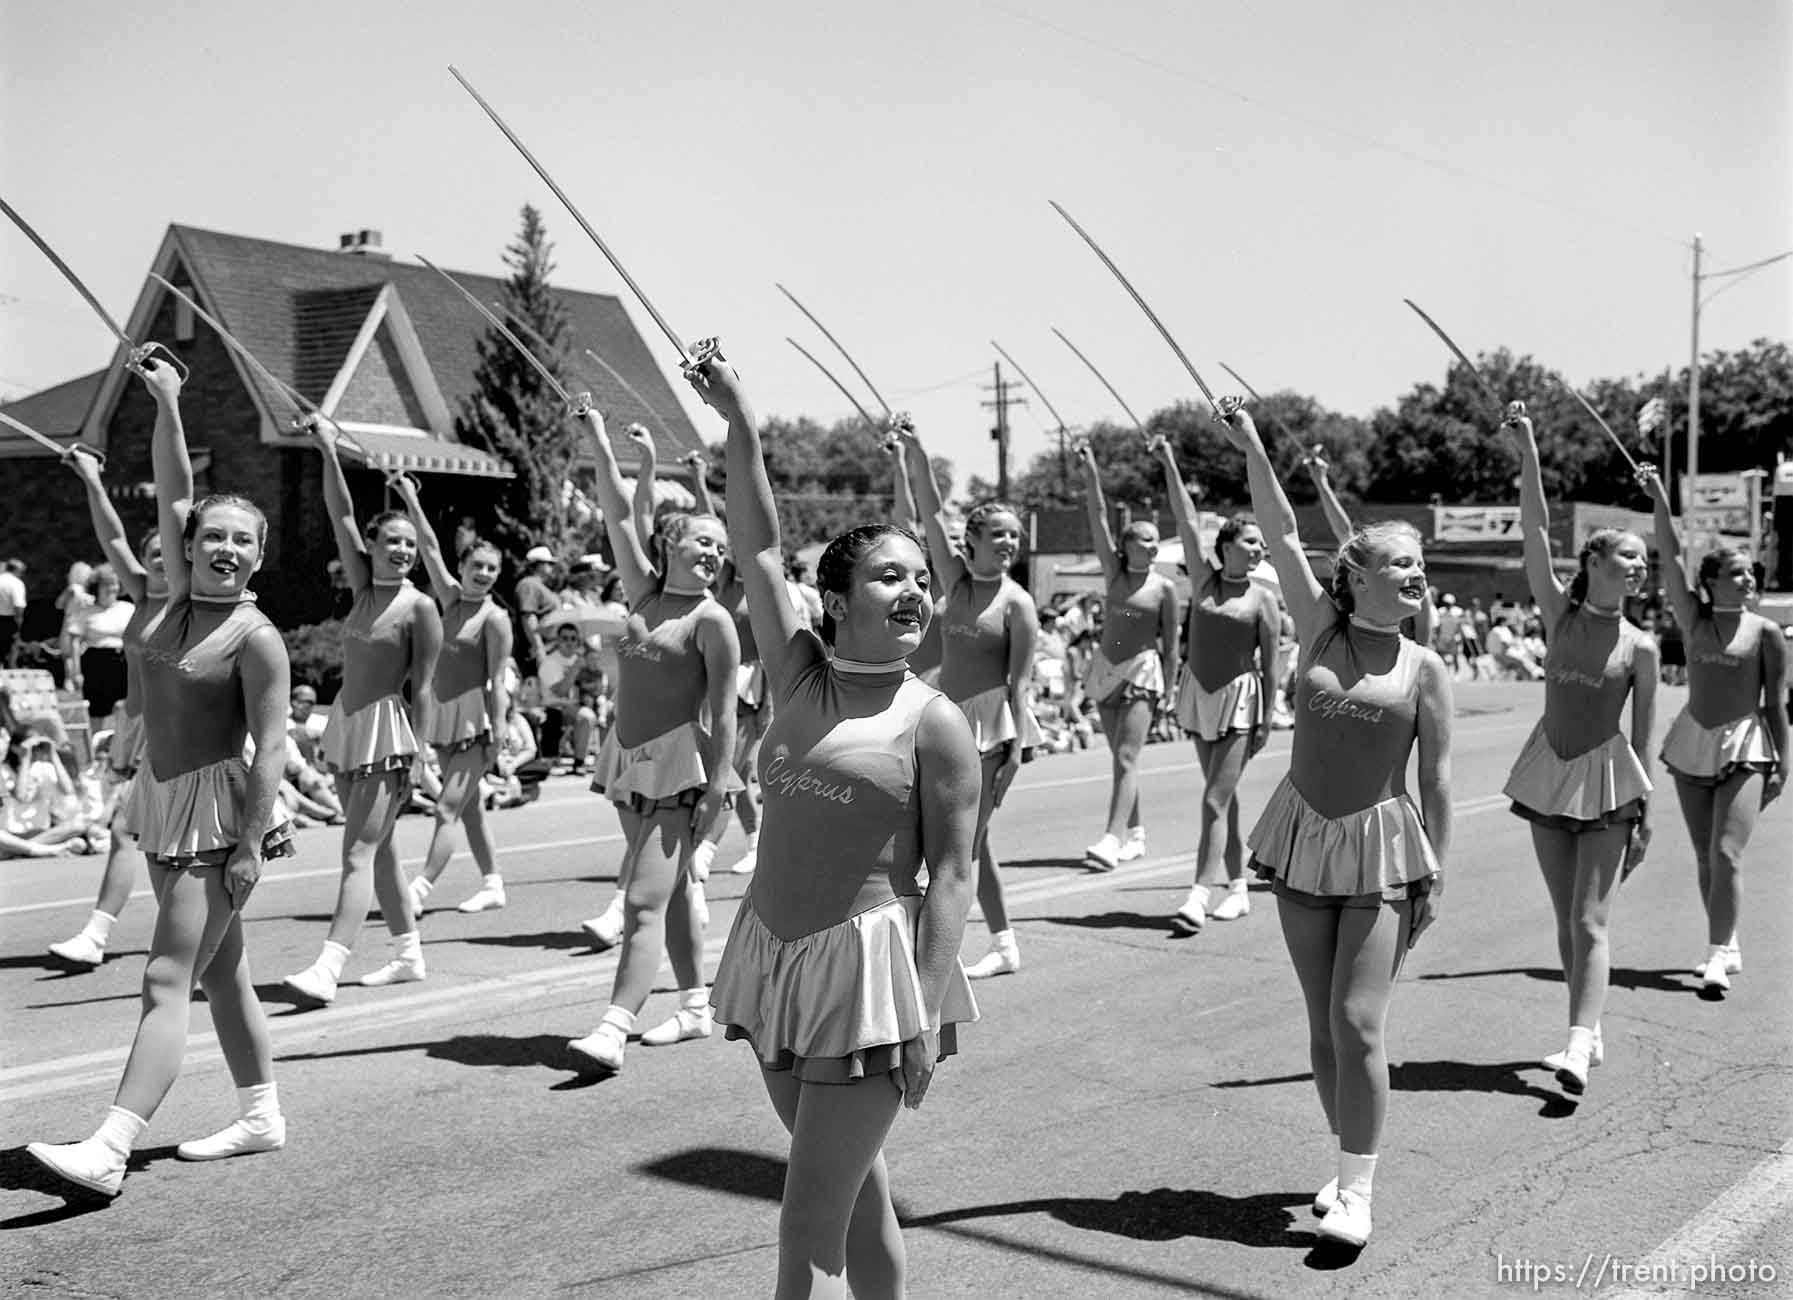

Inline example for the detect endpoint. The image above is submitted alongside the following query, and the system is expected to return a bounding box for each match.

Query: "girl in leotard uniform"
[692,344,980,1299]
[1501,411,1657,1094]
[567,409,740,1070]
[1153,435,1278,933]
[898,419,1040,979]
[283,421,442,1004]
[1641,469,1785,993]
[389,474,514,917]
[28,360,294,1196]
[47,444,186,969]
[1221,399,1453,1249]
[1075,441,1178,870]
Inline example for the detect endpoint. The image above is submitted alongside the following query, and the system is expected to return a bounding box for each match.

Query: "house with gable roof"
[0,225,705,629]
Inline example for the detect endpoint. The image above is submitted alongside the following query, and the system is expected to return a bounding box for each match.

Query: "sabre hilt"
[682,337,724,381]
[1215,395,1247,420]
[1501,400,1528,425]
[568,392,593,418]
[62,442,108,470]
[886,411,915,437]
[128,342,190,384]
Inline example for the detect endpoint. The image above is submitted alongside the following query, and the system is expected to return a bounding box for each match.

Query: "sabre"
[1402,298,1511,418]
[991,340,1071,434]
[774,283,893,418]
[447,67,690,363]
[1051,327,1146,433]
[1,195,188,381]
[1217,362,1265,405]
[787,338,880,428]
[418,256,589,416]
[473,291,674,437]
[1049,200,1218,408]
[1559,382,1642,473]
[148,274,364,453]
[0,410,103,466]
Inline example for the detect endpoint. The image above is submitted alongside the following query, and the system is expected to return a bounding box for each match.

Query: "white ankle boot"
[965,930,1020,979]
[570,1006,636,1070]
[641,990,713,1046]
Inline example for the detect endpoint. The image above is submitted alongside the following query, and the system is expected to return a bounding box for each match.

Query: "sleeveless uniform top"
[120,594,168,719]
[337,580,430,713]
[938,575,1019,703]
[1101,572,1169,661]
[1186,567,1264,691]
[139,594,277,781]
[1288,621,1423,820]
[434,595,501,701]
[1684,610,1770,728]
[749,652,939,941]
[612,590,717,748]
[1539,606,1647,758]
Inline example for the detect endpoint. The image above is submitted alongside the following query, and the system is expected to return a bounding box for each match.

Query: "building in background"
[0,225,704,629]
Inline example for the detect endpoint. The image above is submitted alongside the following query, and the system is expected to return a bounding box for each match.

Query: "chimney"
[337,229,391,259]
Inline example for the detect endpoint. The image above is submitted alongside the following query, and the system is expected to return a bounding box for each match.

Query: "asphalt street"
[2,680,1789,1299]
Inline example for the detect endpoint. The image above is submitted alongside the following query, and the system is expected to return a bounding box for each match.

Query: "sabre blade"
[447,67,689,362]
[774,284,893,418]
[419,255,579,410]
[1049,201,1218,407]
[991,340,1071,434]
[787,338,879,428]
[1052,327,1146,432]
[1561,383,1641,472]
[0,409,74,457]
[1402,298,1505,414]
[1217,362,1265,405]
[0,196,133,346]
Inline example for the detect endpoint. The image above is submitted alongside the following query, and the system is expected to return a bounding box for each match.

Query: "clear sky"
[2,0,1787,488]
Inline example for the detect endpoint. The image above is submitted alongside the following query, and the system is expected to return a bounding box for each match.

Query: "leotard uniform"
[937,574,1043,756]
[431,595,503,754]
[1504,605,1652,830]
[1248,620,1438,900]
[1085,573,1170,704]
[1176,568,1271,741]
[1659,609,1779,785]
[133,594,293,867]
[322,579,433,779]
[106,594,166,835]
[588,590,742,811]
[711,646,978,1081]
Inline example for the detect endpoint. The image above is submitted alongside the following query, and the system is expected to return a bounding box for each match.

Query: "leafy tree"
[453,205,578,561]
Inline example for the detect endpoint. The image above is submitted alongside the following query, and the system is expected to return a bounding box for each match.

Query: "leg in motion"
[966,750,1019,979]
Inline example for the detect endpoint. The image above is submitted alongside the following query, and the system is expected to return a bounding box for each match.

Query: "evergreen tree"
[455,205,577,562]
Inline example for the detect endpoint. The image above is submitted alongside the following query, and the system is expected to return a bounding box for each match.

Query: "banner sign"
[1432,505,1523,542]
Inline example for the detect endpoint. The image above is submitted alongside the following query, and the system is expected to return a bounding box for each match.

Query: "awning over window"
[337,429,514,479]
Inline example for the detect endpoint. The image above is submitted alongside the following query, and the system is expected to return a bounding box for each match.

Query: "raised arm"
[898,420,969,593]
[684,347,819,692]
[1216,403,1328,640]
[1507,410,1569,627]
[579,409,656,604]
[682,449,717,518]
[1077,442,1122,584]
[1152,435,1211,575]
[1640,467,1695,633]
[388,474,460,604]
[888,435,920,533]
[143,359,195,602]
[1307,449,1354,546]
[311,418,371,593]
[627,424,661,574]
[66,450,148,603]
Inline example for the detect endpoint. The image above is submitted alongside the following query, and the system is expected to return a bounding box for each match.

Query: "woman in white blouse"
[64,565,134,727]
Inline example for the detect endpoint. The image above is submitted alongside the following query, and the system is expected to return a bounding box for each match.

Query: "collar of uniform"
[662,581,708,597]
[833,655,909,675]
[1347,613,1401,635]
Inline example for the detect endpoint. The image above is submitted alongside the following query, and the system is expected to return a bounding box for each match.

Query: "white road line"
[1,801,1514,1103]
[1603,1138,1793,1299]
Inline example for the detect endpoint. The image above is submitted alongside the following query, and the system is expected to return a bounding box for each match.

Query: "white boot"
[27,1105,144,1197]
[359,931,426,986]
[729,831,760,874]
[965,930,1020,979]
[283,940,350,1005]
[570,1005,635,1070]
[581,896,626,949]
[1115,826,1147,862]
[50,909,117,968]
[1210,881,1251,921]
[177,1083,286,1161]
[408,875,434,919]
[1316,1151,1375,1246]
[1171,886,1209,935]
[640,988,713,1046]
[456,876,507,913]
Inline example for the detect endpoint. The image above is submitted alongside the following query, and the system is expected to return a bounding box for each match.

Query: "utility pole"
[981,360,1025,501]
[1687,233,1701,541]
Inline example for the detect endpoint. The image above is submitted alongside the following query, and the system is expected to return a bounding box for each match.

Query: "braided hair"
[1694,546,1748,617]
[1328,520,1422,614]
[1567,528,1639,608]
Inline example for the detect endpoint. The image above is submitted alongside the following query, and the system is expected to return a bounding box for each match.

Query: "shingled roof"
[0,369,105,447]
[54,223,705,470]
